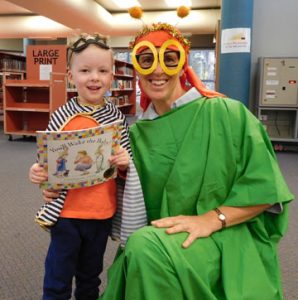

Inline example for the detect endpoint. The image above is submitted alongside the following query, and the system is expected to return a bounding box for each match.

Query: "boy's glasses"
[69,36,110,53]
[136,51,180,69]
[67,35,110,65]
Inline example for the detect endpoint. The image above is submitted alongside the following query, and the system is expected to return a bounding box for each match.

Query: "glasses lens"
[71,38,88,52]
[136,53,154,69]
[163,51,179,67]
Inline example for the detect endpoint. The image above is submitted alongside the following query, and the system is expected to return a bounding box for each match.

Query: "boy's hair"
[67,33,111,67]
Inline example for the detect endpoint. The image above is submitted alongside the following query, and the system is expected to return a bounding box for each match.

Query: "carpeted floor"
[0,125,297,300]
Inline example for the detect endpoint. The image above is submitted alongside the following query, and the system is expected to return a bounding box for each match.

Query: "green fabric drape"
[101,97,293,300]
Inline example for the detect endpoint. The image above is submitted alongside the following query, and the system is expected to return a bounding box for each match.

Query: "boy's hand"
[29,163,48,184]
[29,163,61,202]
[109,147,130,171]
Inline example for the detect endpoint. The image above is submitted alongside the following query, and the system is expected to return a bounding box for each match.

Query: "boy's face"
[68,45,113,106]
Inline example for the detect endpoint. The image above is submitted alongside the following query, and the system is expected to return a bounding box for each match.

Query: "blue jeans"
[43,217,112,300]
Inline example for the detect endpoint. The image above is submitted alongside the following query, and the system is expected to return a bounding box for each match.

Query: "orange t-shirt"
[60,115,116,219]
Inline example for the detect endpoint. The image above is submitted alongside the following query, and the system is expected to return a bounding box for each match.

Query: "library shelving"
[3,72,67,140]
[111,59,136,115]
[0,71,25,121]
[0,51,26,73]
[2,45,68,139]
[0,51,26,121]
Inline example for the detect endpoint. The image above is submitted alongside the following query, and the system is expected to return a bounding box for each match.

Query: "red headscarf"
[131,23,225,111]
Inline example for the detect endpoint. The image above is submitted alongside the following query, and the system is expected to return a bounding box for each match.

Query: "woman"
[100,23,293,300]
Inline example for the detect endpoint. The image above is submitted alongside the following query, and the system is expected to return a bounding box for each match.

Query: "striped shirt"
[35,97,132,225]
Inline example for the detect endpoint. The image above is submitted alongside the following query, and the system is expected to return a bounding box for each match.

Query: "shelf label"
[266,95,276,99]
[267,67,277,71]
[265,79,279,86]
[265,90,276,99]
[267,72,277,76]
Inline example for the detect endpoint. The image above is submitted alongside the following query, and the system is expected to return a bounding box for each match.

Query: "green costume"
[101,97,293,300]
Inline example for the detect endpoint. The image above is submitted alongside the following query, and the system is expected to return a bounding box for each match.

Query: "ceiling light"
[110,0,141,9]
[165,0,192,8]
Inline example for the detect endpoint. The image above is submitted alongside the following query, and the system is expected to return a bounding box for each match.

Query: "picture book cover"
[36,120,122,190]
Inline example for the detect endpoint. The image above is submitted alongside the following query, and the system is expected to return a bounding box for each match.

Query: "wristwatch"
[213,208,226,229]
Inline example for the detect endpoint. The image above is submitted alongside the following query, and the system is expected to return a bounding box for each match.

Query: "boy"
[30,33,131,300]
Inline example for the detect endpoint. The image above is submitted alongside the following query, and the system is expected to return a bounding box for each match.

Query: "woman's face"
[137,48,185,106]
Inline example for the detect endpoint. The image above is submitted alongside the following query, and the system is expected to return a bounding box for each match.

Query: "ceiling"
[0,0,221,39]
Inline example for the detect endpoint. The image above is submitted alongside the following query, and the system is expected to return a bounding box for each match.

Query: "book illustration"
[95,143,105,173]
[53,147,69,177]
[36,120,122,189]
[74,150,93,175]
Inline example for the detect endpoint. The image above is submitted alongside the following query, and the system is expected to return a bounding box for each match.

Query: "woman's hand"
[109,147,130,171]
[42,189,61,203]
[151,213,221,248]
[29,163,48,184]
[151,204,272,248]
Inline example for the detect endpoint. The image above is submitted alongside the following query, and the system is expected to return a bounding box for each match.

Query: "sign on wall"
[221,28,251,54]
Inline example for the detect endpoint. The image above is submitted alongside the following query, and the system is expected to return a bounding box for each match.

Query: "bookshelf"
[3,44,67,140]
[0,51,26,73]
[3,73,67,140]
[0,51,26,122]
[110,59,136,115]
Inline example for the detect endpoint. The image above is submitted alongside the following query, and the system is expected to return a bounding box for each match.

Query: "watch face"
[219,214,226,221]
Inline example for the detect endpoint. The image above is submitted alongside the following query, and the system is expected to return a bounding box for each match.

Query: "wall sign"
[221,28,251,54]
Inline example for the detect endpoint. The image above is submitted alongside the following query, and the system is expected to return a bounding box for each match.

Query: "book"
[36,120,122,190]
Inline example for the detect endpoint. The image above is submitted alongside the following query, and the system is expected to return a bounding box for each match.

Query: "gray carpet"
[0,126,297,300]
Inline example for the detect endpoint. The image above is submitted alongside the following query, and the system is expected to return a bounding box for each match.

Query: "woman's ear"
[179,68,185,78]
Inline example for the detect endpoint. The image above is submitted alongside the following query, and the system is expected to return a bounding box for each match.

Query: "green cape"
[101,97,293,300]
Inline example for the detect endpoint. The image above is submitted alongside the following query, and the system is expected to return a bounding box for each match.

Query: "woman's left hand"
[151,214,221,248]
[151,204,272,248]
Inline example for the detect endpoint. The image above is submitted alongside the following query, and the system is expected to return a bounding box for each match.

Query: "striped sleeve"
[111,159,148,247]
[35,99,79,227]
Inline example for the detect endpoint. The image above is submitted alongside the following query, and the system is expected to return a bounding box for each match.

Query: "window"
[188,49,216,90]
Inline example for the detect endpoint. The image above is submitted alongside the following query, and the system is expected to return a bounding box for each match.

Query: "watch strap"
[214,208,226,229]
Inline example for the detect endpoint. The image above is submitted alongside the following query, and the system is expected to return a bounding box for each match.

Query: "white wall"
[0,39,23,52]
[110,36,132,48]
[250,0,298,107]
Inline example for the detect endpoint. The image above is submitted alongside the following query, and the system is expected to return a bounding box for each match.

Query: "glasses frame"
[67,35,110,66]
[132,39,186,76]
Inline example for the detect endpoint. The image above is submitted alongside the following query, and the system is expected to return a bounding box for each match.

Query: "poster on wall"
[221,28,251,54]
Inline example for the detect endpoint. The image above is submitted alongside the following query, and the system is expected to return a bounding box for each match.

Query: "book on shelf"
[114,65,133,76]
[109,95,131,106]
[114,52,132,63]
[112,79,133,90]
[0,54,26,72]
[124,95,130,104]
[36,120,122,190]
